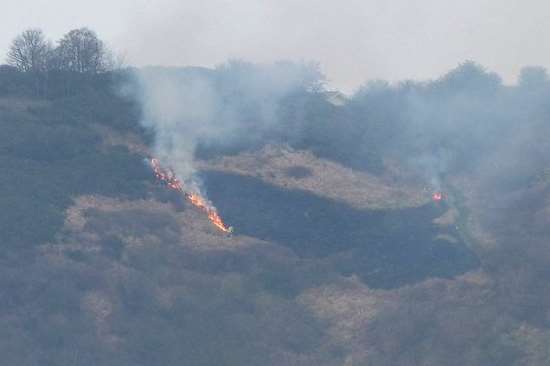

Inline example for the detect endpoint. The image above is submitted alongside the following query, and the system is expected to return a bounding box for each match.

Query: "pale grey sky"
[2,0,549,92]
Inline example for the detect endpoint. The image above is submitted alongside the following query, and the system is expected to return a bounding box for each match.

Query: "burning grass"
[151,158,233,233]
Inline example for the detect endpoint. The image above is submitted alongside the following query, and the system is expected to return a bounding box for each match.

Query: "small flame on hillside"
[432,192,443,202]
[150,158,233,233]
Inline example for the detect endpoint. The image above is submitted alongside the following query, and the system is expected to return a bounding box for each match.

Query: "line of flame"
[150,158,232,233]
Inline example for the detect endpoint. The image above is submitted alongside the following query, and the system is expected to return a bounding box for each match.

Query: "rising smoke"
[131,61,323,194]
[120,59,550,364]
[348,61,550,193]
[128,59,550,204]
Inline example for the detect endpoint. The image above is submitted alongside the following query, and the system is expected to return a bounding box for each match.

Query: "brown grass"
[198,145,428,210]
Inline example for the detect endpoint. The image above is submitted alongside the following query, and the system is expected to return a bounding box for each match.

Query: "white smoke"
[132,61,323,194]
[412,152,452,192]
[136,67,216,192]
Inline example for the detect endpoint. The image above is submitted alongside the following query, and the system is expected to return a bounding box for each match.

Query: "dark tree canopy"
[518,66,549,88]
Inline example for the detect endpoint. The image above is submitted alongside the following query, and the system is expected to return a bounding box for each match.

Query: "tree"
[435,61,502,95]
[56,28,111,74]
[6,29,51,73]
[518,66,548,89]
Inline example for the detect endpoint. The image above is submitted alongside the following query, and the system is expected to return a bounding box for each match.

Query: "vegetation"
[2,26,550,365]
[7,27,112,75]
[204,170,477,288]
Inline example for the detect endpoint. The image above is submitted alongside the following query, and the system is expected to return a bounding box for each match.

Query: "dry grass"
[92,124,149,155]
[51,141,512,363]
[0,96,50,112]
[299,277,395,344]
[57,194,267,254]
[0,97,50,122]
[449,175,500,251]
[198,145,428,210]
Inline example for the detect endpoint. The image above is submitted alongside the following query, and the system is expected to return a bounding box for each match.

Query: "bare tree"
[7,29,51,73]
[56,28,111,74]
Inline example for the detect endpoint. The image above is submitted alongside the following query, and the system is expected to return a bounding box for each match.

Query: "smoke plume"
[132,61,323,194]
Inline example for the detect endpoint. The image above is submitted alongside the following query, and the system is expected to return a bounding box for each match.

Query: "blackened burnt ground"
[203,171,479,289]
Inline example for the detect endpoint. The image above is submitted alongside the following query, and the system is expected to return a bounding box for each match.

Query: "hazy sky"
[2,0,549,92]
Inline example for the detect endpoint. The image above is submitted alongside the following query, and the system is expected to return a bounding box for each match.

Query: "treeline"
[1,28,116,97]
[133,60,550,176]
[283,61,550,176]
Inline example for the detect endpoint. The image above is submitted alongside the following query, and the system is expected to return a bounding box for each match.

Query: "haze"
[2,0,548,91]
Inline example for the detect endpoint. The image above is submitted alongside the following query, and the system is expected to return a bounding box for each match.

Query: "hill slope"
[1,65,550,365]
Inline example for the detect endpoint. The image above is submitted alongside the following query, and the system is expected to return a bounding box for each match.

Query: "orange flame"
[432,192,443,202]
[186,192,232,233]
[150,158,233,233]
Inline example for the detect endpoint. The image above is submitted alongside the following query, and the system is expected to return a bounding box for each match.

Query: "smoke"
[347,61,549,191]
[129,58,550,201]
[131,61,323,194]
[135,67,214,191]
[412,154,451,191]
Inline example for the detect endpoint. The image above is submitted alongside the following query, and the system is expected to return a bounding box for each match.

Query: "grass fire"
[150,158,233,233]
[432,192,443,202]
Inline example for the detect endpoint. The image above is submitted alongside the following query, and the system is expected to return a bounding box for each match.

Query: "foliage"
[1,55,550,365]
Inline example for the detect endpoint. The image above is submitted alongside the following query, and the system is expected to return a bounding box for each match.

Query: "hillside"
[1,63,550,365]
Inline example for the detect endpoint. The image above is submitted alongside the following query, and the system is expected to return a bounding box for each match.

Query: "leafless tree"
[56,28,111,74]
[7,29,52,73]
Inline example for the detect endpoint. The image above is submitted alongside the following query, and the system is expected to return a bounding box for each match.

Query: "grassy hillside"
[0,92,150,251]
[1,65,550,365]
